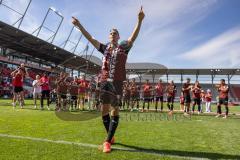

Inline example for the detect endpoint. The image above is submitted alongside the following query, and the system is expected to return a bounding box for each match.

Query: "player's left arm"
[127,6,145,46]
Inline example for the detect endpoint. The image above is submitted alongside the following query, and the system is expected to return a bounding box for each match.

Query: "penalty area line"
[0,133,208,160]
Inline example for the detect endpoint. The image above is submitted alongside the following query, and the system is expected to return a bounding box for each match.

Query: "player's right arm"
[72,17,101,50]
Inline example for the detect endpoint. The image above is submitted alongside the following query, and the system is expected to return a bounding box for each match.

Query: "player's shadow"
[114,143,240,159]
[54,110,101,121]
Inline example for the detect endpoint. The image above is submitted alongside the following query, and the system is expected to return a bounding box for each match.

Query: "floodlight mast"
[34,7,64,43]
[0,0,32,29]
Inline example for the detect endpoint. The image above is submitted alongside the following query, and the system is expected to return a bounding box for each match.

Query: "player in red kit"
[11,68,24,108]
[154,79,164,112]
[215,79,229,118]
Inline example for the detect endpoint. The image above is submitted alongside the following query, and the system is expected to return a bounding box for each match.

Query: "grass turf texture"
[0,99,240,160]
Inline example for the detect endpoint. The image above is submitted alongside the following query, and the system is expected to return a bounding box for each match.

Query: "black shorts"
[155,96,163,102]
[100,81,123,107]
[130,94,139,101]
[167,96,174,103]
[193,98,201,106]
[61,94,67,99]
[14,86,23,93]
[144,97,151,102]
[123,95,130,101]
[219,97,228,105]
[41,90,50,98]
[71,96,77,100]
[184,95,191,103]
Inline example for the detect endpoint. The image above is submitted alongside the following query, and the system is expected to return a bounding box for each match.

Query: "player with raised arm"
[11,67,24,108]
[72,6,144,153]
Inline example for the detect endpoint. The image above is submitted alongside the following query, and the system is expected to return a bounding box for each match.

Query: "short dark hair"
[110,28,119,35]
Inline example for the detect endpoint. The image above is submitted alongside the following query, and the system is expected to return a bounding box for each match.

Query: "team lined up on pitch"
[11,63,229,118]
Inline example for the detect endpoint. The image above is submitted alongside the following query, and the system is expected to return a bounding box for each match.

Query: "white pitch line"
[0,133,208,160]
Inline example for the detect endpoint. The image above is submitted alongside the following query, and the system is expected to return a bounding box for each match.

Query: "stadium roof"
[0,21,100,74]
[164,69,240,75]
[131,68,240,76]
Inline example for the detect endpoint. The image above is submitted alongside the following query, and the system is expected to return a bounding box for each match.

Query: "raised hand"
[72,16,80,26]
[138,6,145,22]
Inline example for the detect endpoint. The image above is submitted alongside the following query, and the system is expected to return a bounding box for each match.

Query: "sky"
[0,0,240,69]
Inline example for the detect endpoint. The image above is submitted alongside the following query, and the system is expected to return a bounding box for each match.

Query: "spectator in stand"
[205,89,212,113]
[32,75,42,109]
[11,68,24,108]
[39,72,50,110]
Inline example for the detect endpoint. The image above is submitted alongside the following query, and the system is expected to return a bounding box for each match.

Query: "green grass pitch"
[0,99,240,160]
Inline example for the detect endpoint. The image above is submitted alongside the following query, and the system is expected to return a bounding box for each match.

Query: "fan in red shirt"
[39,72,50,110]
[215,79,229,118]
[11,68,24,108]
[154,79,164,112]
[191,81,202,114]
